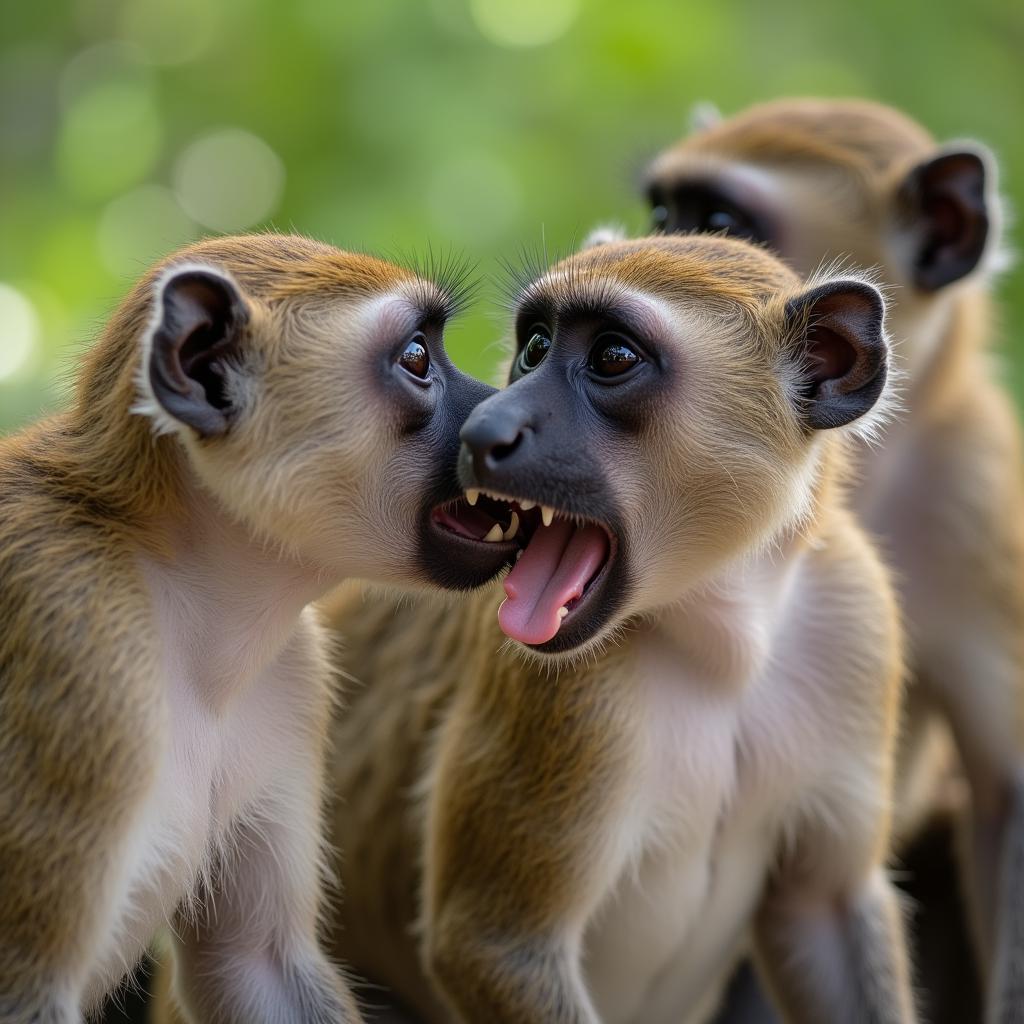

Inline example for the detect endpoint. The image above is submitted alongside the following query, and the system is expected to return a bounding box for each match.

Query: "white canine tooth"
[483,523,503,543]
[465,488,479,506]
[541,505,555,528]
[515,549,523,561]
[503,511,520,541]
[519,500,536,511]
[558,606,568,619]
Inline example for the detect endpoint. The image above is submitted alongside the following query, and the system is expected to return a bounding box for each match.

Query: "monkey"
[0,232,520,1024]
[317,231,919,1023]
[644,97,1024,1023]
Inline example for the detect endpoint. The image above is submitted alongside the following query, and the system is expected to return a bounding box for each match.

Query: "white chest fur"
[582,555,836,1024]
[86,546,325,1001]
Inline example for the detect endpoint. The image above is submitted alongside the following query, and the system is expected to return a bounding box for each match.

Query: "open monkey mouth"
[432,488,617,647]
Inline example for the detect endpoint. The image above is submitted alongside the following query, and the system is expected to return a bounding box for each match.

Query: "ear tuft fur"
[688,101,723,134]
[580,224,627,251]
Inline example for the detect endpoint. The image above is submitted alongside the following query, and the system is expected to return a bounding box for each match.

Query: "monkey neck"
[636,436,839,687]
[143,477,330,710]
[645,530,810,689]
[892,283,990,416]
[918,284,991,415]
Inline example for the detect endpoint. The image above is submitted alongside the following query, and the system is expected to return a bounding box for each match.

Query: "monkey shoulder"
[910,378,1024,570]
[1,457,158,649]
[804,508,901,674]
[0,450,162,847]
[775,516,903,843]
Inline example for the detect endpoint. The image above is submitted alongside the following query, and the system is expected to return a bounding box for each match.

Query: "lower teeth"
[503,511,520,541]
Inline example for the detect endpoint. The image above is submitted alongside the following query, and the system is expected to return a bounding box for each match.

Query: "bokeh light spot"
[469,0,581,47]
[97,185,198,278]
[0,285,41,382]
[118,0,220,66]
[173,129,286,233]
[56,77,162,200]
[59,41,152,110]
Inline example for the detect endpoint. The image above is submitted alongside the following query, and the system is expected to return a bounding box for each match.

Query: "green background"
[2,0,1023,433]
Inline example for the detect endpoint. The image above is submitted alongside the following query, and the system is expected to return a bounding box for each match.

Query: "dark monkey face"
[457,234,890,656]
[646,100,996,312]
[456,310,634,655]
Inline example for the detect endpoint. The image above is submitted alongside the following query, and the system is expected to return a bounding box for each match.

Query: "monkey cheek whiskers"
[461,487,617,648]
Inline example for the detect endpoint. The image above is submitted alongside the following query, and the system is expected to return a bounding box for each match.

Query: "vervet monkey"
[0,234,514,1023]
[325,233,917,1023]
[646,97,1023,1023]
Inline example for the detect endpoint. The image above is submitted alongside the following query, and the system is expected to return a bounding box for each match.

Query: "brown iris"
[590,335,640,377]
[398,334,430,379]
[519,329,551,372]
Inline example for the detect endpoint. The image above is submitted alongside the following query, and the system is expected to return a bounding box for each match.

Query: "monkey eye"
[397,333,430,380]
[692,196,756,238]
[589,333,642,378]
[707,208,739,230]
[656,184,765,244]
[517,326,552,373]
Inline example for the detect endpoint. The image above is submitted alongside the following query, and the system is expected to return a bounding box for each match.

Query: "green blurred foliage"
[1,0,1023,431]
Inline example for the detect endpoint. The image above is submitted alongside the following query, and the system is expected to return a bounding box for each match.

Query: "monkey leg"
[985,773,1024,1024]
[0,684,161,1022]
[0,796,154,1024]
[420,673,640,1024]
[755,868,918,1024]
[169,743,361,1024]
[962,761,1024,1024]
[863,380,1024,1021]
[712,809,986,1024]
[750,738,919,1024]
[900,810,983,1024]
[915,613,1024,1022]
[712,961,780,1024]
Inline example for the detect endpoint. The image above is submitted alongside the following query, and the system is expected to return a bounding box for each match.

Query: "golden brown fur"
[322,235,915,1022]
[647,99,1024,1024]
[25,235,414,530]
[669,97,933,175]
[0,233,484,1024]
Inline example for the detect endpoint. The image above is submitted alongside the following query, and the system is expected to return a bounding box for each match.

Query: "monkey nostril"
[461,408,532,475]
[487,431,525,466]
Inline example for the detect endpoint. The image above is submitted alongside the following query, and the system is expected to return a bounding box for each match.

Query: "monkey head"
[645,98,1001,370]
[457,234,891,656]
[134,234,515,590]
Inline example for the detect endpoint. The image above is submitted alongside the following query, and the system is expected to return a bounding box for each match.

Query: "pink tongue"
[499,520,609,645]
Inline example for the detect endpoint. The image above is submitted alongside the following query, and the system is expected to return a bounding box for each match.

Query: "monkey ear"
[785,279,889,430]
[899,145,992,291]
[581,224,627,250]
[147,265,249,438]
[687,100,722,134]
